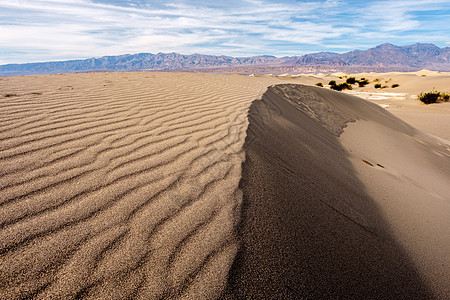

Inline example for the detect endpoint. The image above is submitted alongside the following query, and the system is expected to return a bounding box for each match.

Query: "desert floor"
[0,71,449,299]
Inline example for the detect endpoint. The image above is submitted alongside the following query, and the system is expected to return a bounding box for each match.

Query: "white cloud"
[0,0,449,64]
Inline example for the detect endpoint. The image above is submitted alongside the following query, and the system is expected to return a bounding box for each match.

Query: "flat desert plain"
[0,71,449,299]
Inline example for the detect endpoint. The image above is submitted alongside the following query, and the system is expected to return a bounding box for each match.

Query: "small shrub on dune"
[346,77,356,84]
[357,78,369,87]
[391,83,399,88]
[330,82,352,91]
[340,83,353,90]
[328,80,352,91]
[374,83,382,89]
[418,91,440,104]
[315,82,323,87]
[418,91,450,104]
[330,84,342,91]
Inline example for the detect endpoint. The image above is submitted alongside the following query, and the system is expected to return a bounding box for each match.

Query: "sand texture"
[0,72,294,299]
[1,72,449,299]
[275,70,450,141]
[223,84,449,299]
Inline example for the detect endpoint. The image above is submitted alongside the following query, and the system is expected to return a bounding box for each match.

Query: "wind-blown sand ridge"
[0,72,293,299]
[223,84,449,299]
[0,72,449,299]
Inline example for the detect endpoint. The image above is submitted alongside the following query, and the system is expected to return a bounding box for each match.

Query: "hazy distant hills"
[293,43,450,68]
[2,43,450,76]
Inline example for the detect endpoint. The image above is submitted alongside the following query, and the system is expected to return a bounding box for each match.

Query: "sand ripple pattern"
[0,72,277,299]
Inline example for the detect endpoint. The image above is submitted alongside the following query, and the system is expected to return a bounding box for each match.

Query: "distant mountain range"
[2,43,450,76]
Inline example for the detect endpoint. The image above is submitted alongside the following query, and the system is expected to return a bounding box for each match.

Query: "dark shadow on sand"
[221,84,432,299]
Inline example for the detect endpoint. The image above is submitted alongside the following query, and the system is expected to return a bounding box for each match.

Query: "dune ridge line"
[0,72,296,299]
[1,73,449,299]
[223,84,449,299]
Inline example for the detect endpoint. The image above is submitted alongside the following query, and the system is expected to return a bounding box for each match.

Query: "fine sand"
[222,84,449,299]
[275,70,450,141]
[0,72,288,299]
[0,71,449,299]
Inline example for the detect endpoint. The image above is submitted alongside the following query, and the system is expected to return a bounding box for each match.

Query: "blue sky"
[1,0,450,64]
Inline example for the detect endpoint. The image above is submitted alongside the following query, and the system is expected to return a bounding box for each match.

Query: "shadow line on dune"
[222,84,432,299]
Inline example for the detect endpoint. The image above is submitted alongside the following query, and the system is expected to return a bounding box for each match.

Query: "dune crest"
[1,73,449,299]
[0,72,290,299]
[223,84,449,299]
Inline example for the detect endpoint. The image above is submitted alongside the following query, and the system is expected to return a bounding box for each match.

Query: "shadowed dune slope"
[223,84,449,299]
[1,74,448,299]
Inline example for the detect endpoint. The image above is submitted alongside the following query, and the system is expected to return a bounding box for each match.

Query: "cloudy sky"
[1,0,450,64]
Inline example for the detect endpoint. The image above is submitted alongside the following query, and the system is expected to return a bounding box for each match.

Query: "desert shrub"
[341,83,353,90]
[346,77,356,84]
[330,82,352,91]
[374,83,382,89]
[328,80,352,91]
[315,82,323,87]
[374,78,381,82]
[391,84,399,88]
[417,91,450,104]
[357,78,369,87]
[418,91,440,104]
[330,84,342,91]
[382,85,389,89]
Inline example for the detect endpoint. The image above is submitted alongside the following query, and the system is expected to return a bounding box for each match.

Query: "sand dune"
[222,84,449,299]
[1,72,449,299]
[275,70,450,141]
[0,72,294,299]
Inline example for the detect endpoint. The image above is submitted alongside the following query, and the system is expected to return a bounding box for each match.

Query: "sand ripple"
[0,72,278,299]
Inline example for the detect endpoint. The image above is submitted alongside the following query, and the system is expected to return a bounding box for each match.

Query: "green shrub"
[330,84,342,91]
[315,82,323,87]
[330,82,352,91]
[391,84,399,88]
[418,91,441,104]
[417,91,450,104]
[374,83,382,89]
[357,78,369,87]
[342,83,352,90]
[346,77,356,84]
[328,80,336,86]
